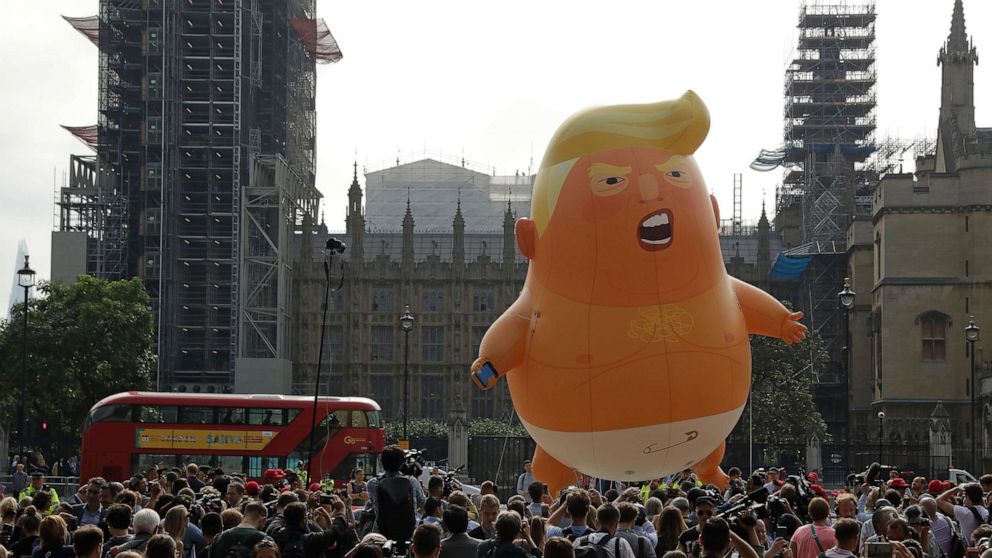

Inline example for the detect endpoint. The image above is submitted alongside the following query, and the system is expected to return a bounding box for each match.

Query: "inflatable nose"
[639,174,660,201]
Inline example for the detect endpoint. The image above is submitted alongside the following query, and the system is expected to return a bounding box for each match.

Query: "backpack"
[279,531,306,558]
[224,538,254,558]
[376,476,416,543]
[574,534,620,558]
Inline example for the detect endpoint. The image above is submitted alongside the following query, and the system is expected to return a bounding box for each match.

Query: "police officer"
[19,470,60,510]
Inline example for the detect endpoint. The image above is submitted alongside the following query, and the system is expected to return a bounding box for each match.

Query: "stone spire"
[402,188,414,272]
[947,0,969,54]
[756,200,771,288]
[936,0,978,172]
[502,191,516,275]
[346,160,364,262]
[452,188,465,267]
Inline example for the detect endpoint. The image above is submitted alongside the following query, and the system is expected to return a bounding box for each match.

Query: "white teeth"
[641,238,671,245]
[642,213,670,227]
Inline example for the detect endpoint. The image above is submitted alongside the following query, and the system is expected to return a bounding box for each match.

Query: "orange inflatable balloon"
[470,91,807,494]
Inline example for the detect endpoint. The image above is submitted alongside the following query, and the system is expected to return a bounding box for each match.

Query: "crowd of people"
[2,446,992,558]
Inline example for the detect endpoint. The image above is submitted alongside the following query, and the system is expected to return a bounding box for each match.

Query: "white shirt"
[953,504,989,545]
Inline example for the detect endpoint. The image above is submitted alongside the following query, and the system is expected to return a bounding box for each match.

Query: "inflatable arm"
[731,277,807,344]
[470,293,532,390]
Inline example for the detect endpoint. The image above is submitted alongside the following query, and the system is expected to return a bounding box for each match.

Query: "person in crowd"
[475,511,541,558]
[270,502,341,558]
[109,508,160,554]
[10,506,42,558]
[789,498,835,558]
[227,483,246,510]
[366,445,424,540]
[102,504,133,558]
[517,462,536,497]
[209,502,269,558]
[10,466,27,499]
[469,495,500,540]
[19,473,59,511]
[73,525,103,558]
[574,504,635,558]
[440,505,480,558]
[146,534,179,558]
[654,507,686,555]
[616,503,655,558]
[33,515,73,558]
[186,465,205,493]
[821,519,858,558]
[677,497,716,554]
[937,482,989,545]
[73,479,107,527]
[413,524,442,558]
[547,490,592,541]
[543,538,574,558]
[527,484,545,519]
[348,469,369,509]
[252,538,280,558]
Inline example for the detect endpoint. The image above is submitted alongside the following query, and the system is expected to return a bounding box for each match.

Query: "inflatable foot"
[692,441,730,490]
[533,444,578,499]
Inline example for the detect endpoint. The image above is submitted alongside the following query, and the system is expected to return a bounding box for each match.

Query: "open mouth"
[637,209,673,251]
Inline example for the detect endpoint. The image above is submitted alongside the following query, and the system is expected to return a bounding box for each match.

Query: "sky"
[0,0,989,310]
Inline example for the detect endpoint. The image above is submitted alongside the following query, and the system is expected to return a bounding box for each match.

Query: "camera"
[400,449,426,477]
[319,494,334,505]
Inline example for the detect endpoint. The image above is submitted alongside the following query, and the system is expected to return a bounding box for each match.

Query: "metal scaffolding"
[57,0,341,392]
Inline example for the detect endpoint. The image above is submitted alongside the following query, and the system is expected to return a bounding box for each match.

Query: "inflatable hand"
[470,358,498,391]
[780,311,808,345]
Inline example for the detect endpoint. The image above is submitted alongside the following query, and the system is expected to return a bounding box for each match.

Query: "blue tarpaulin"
[770,252,812,280]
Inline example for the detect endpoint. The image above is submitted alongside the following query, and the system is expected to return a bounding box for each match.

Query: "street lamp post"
[877,411,885,465]
[838,278,856,470]
[400,305,415,443]
[16,256,35,454]
[966,316,980,473]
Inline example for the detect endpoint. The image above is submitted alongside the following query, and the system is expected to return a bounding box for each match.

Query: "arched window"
[916,311,950,362]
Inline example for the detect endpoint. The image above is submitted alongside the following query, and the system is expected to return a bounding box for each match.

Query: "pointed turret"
[936,0,979,172]
[402,190,415,273]
[756,200,771,287]
[452,189,465,268]
[346,161,364,262]
[502,194,516,275]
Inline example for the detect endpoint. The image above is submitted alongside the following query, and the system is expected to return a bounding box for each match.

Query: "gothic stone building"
[292,158,778,422]
[847,0,992,467]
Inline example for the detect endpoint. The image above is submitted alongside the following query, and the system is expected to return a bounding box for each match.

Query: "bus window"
[139,406,178,423]
[366,411,382,428]
[84,404,133,430]
[134,453,180,472]
[248,456,280,477]
[287,409,301,424]
[179,407,215,424]
[330,410,348,427]
[217,455,246,473]
[218,408,245,424]
[351,411,368,428]
[329,453,377,482]
[247,408,282,426]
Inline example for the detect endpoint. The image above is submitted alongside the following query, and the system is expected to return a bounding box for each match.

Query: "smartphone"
[866,542,893,558]
[319,494,333,505]
[472,363,498,388]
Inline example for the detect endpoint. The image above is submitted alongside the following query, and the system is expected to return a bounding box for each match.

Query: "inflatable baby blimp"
[470,91,807,493]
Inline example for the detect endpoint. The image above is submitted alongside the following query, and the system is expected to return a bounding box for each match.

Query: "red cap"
[889,477,910,489]
[245,481,260,495]
[309,482,321,492]
[811,484,826,497]
[807,472,820,482]
[263,468,286,480]
[928,480,943,494]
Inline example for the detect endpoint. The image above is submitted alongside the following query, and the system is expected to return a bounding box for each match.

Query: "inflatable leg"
[533,444,578,498]
[692,441,730,490]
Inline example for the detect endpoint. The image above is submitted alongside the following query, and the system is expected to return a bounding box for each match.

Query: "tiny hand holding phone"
[472,362,499,390]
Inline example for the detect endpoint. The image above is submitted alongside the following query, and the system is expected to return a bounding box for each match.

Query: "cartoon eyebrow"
[588,163,632,178]
[655,156,687,173]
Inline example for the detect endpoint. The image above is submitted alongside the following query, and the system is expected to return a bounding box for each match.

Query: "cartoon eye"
[663,170,692,188]
[601,177,625,185]
[590,175,628,197]
[666,171,685,179]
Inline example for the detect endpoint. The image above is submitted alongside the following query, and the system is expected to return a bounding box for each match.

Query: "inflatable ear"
[516,218,537,260]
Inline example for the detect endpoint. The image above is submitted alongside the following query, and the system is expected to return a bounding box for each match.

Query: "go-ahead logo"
[344,436,366,445]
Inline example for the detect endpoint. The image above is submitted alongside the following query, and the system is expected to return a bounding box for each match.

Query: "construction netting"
[289,18,343,64]
[62,125,99,150]
[63,15,99,46]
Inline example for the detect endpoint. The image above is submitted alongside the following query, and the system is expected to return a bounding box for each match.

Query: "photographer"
[476,511,542,558]
[207,502,268,558]
[937,483,989,545]
[698,518,759,558]
[366,445,425,543]
[271,502,344,558]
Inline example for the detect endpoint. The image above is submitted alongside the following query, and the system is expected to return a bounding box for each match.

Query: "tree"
[742,327,830,451]
[0,276,155,455]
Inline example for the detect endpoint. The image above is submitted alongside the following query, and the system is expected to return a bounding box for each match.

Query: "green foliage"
[468,418,528,438]
[383,418,529,442]
[742,326,830,450]
[0,276,156,452]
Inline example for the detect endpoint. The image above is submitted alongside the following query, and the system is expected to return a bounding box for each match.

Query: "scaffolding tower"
[56,0,341,392]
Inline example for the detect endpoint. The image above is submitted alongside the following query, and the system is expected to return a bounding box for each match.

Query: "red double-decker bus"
[81,392,384,484]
